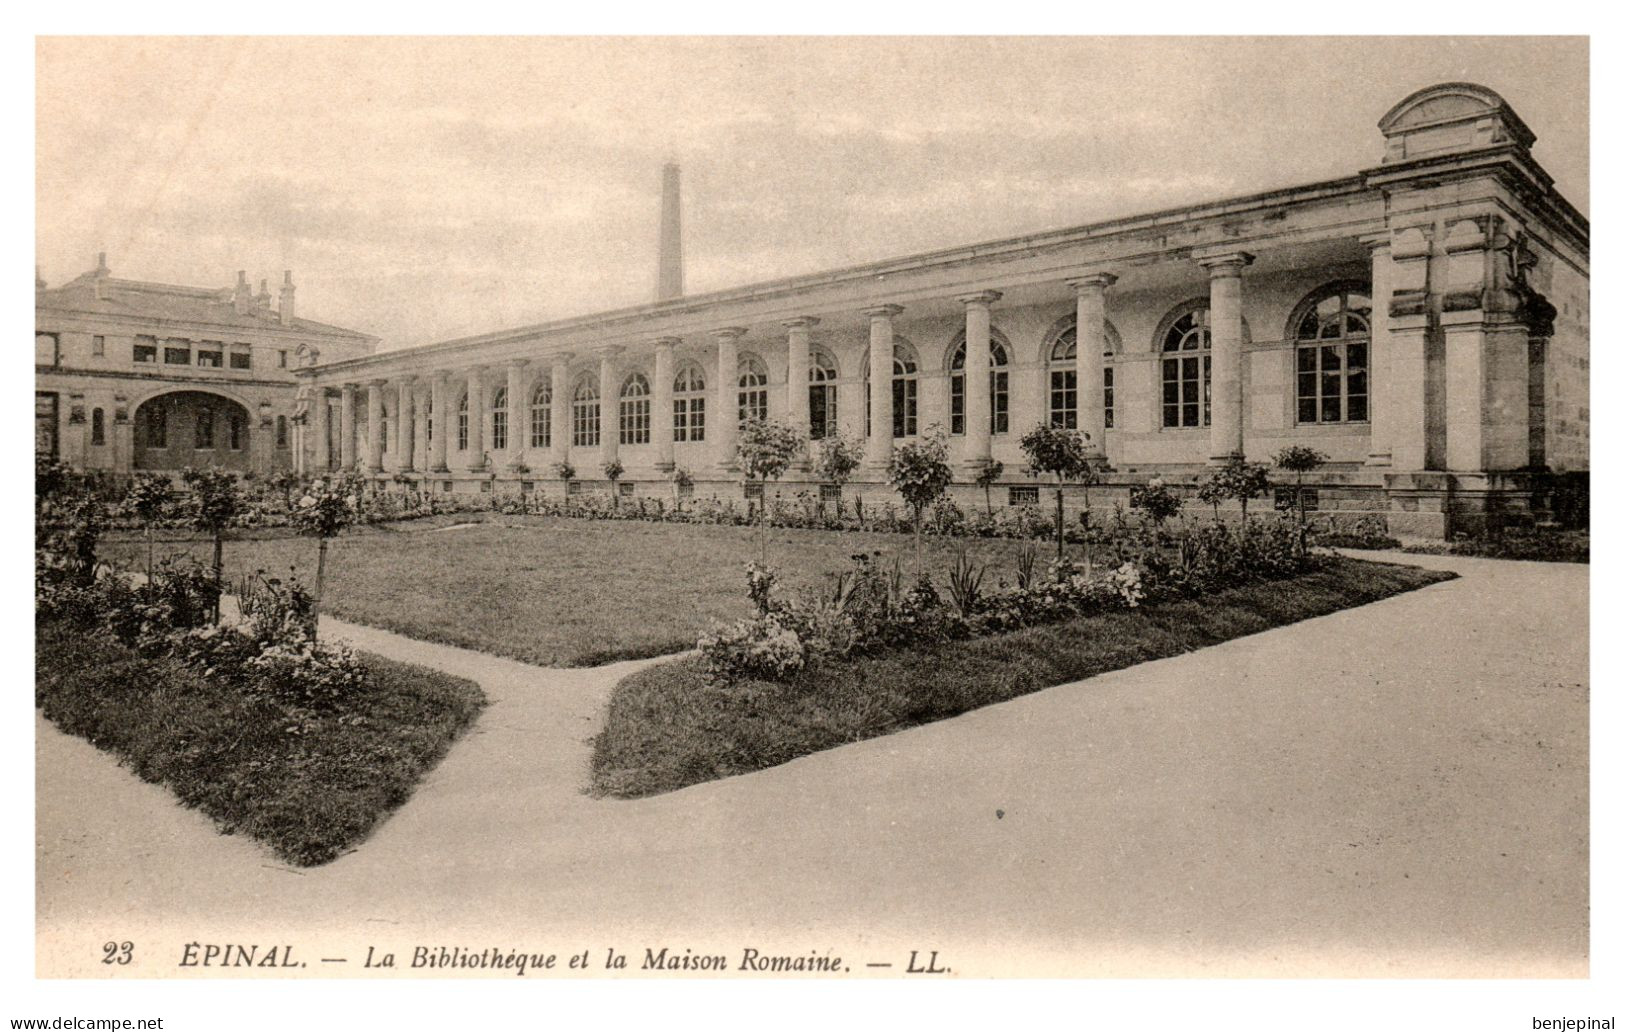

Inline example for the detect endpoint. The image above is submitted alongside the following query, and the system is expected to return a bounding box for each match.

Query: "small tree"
[554,460,576,485]
[812,432,864,500]
[289,477,356,617]
[1137,476,1183,529]
[736,418,805,561]
[603,458,625,508]
[179,466,241,622]
[1019,424,1091,562]
[974,459,1005,516]
[668,465,693,508]
[124,472,174,591]
[1196,472,1227,523]
[1275,445,1327,553]
[887,427,954,576]
[1218,454,1272,530]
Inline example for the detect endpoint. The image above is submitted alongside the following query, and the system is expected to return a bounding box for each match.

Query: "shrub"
[238,568,319,643]
[887,427,954,573]
[812,433,864,491]
[245,637,369,710]
[697,613,808,686]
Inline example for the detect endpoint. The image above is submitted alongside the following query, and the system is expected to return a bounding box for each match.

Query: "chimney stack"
[656,162,683,302]
[93,252,110,299]
[233,270,251,314]
[279,270,296,326]
[255,277,272,312]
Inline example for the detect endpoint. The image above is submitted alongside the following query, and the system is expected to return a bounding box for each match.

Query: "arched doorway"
[132,390,253,472]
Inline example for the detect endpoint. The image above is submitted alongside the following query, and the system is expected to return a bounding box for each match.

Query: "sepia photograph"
[21,26,1601,1029]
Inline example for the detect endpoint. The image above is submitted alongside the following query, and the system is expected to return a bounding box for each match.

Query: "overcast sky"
[36,36,1588,350]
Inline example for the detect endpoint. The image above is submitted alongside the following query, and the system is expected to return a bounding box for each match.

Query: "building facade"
[296,82,1587,537]
[36,259,377,478]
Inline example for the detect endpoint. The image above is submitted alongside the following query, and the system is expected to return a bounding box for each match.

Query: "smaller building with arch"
[35,257,378,478]
[299,82,1586,537]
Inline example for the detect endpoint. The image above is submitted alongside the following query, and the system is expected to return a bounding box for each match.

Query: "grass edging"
[590,558,1456,799]
[35,623,486,866]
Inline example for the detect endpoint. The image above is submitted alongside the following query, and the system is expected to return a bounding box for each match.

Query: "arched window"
[425,395,434,445]
[379,410,390,453]
[738,354,769,424]
[276,415,288,448]
[1292,284,1372,424]
[620,373,651,445]
[147,405,167,449]
[91,408,105,447]
[196,406,215,449]
[1047,320,1120,430]
[530,383,551,449]
[572,377,600,448]
[948,334,1010,436]
[456,392,470,451]
[809,349,839,441]
[865,342,919,439]
[674,365,706,443]
[490,386,508,451]
[1160,305,1212,429]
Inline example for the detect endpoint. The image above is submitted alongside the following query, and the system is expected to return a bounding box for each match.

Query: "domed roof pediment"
[1378,82,1535,160]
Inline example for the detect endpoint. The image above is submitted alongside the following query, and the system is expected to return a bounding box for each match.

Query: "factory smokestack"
[656,162,683,302]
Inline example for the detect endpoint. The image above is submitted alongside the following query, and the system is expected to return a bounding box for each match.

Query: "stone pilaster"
[1199,252,1253,463]
[1441,216,1530,473]
[652,337,678,471]
[311,386,331,471]
[957,291,1000,468]
[1386,225,1436,472]
[1068,274,1117,454]
[1363,236,1394,467]
[864,305,903,469]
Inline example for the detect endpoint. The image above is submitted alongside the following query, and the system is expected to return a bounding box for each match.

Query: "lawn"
[103,514,1039,666]
[35,620,486,866]
[590,558,1456,798]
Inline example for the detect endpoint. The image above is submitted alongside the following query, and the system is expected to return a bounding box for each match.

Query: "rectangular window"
[566,480,583,497]
[808,385,836,441]
[820,483,842,503]
[1296,343,1368,424]
[1104,367,1115,430]
[744,481,764,501]
[92,335,105,356]
[278,350,289,368]
[1008,485,1039,506]
[951,375,965,435]
[891,378,917,438]
[621,396,651,445]
[1050,370,1077,429]
[530,400,550,449]
[618,481,635,498]
[164,346,190,365]
[36,393,59,459]
[1162,355,1211,429]
[738,388,768,425]
[91,408,105,446]
[276,415,288,448]
[492,411,508,451]
[573,398,600,448]
[674,397,706,443]
[197,349,223,368]
[230,349,252,370]
[457,409,469,450]
[992,370,1009,434]
[1275,486,1320,512]
[134,338,158,364]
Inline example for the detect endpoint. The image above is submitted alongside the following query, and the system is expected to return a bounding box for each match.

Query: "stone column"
[957,291,1001,467]
[1199,252,1253,462]
[311,386,331,471]
[465,367,486,471]
[864,305,903,468]
[550,353,573,469]
[597,347,622,470]
[396,378,415,472]
[784,318,817,465]
[652,337,678,471]
[712,327,745,470]
[505,359,528,472]
[365,380,385,472]
[339,383,358,469]
[1069,274,1117,454]
[430,372,450,472]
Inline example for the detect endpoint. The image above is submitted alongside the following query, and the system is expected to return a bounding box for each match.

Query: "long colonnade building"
[297,83,1588,537]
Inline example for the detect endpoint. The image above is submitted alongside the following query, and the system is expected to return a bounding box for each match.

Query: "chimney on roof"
[255,277,272,312]
[93,252,110,299]
[656,162,683,302]
[233,271,251,314]
[279,270,296,326]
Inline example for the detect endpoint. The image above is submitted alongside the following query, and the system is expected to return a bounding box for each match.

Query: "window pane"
[1321,346,1342,372]
[1323,394,1341,422]
[1347,395,1368,422]
[1183,403,1199,426]
[1347,341,1368,371]
[1298,347,1318,373]
[1299,398,1318,423]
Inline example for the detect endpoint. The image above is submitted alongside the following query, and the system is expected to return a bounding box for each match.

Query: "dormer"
[1378,82,1536,163]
